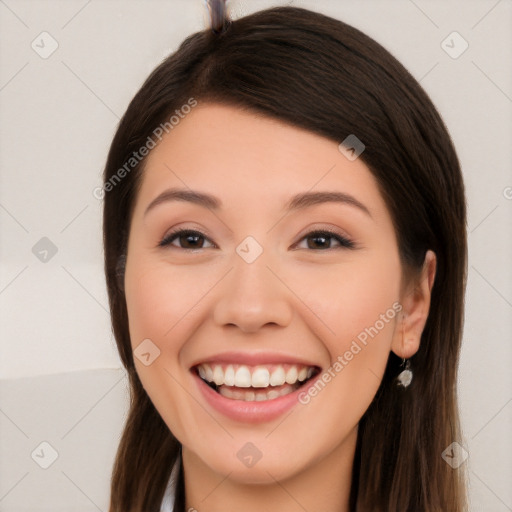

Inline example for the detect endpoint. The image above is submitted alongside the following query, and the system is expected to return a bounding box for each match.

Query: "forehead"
[135,102,387,218]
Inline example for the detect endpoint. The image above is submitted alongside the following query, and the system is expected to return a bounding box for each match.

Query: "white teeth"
[198,362,317,389]
[234,366,252,387]
[218,383,297,401]
[251,367,270,387]
[285,366,298,384]
[270,367,286,386]
[213,365,224,385]
[224,365,235,386]
[204,365,214,382]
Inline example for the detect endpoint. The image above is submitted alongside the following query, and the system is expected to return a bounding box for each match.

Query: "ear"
[391,250,437,359]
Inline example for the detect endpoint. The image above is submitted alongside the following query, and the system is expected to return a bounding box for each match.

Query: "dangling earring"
[397,358,413,387]
[396,313,413,387]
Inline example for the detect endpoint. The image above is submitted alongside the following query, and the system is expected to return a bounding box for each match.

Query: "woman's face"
[124,102,408,484]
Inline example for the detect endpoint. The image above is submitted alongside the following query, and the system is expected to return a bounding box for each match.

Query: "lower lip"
[192,371,319,424]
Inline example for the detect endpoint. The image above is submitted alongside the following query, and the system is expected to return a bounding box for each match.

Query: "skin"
[124,103,436,512]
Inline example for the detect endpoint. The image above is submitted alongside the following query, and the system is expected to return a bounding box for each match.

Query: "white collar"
[160,455,180,511]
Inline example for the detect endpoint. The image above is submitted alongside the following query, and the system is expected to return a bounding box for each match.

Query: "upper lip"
[190,351,321,369]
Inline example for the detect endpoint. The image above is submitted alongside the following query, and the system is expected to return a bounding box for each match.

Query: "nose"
[213,250,294,333]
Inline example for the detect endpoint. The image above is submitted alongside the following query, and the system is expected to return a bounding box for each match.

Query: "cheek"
[123,261,215,445]
[290,267,400,445]
[273,261,402,474]
[292,255,401,347]
[124,260,210,346]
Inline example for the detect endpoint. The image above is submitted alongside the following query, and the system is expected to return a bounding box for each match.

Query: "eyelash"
[158,228,356,251]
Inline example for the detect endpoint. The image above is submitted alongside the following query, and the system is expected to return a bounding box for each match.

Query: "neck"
[182,427,357,512]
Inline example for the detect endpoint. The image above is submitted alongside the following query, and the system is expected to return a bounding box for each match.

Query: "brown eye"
[159,229,215,250]
[296,230,355,250]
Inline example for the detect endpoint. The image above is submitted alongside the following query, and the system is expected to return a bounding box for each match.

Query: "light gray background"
[0,0,511,510]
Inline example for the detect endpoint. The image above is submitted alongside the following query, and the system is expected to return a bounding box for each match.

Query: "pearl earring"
[397,358,413,388]
[396,313,413,387]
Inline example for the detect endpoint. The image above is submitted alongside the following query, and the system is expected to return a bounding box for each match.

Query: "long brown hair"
[103,6,468,511]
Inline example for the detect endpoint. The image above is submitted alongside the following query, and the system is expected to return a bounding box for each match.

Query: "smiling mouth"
[193,362,321,402]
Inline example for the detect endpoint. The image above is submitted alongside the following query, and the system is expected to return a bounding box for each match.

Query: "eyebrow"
[285,190,371,217]
[144,188,371,218]
[144,188,221,216]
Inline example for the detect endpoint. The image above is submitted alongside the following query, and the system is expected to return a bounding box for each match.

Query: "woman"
[103,2,468,511]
